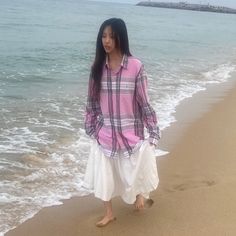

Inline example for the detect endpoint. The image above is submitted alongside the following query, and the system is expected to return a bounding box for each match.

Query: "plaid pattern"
[85,55,160,158]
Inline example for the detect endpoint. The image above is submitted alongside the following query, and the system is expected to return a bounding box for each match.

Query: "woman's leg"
[96,200,116,226]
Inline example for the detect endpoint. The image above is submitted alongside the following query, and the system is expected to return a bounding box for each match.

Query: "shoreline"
[4,76,236,236]
[159,74,236,151]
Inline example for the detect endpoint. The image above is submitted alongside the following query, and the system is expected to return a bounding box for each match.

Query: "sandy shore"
[5,79,236,236]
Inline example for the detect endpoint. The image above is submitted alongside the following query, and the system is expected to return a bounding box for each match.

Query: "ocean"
[1,0,236,234]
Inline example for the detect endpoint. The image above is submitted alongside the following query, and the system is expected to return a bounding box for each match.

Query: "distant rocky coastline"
[137,1,236,14]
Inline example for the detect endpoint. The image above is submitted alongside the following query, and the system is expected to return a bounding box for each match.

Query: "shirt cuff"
[85,131,96,140]
[148,137,158,146]
[90,133,97,140]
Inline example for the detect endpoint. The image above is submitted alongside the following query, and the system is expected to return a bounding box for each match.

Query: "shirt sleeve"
[136,64,161,145]
[84,72,100,139]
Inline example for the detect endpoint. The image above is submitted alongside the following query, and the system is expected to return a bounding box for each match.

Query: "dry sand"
[5,80,236,236]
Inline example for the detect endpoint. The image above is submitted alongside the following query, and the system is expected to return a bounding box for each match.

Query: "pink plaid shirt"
[85,55,160,158]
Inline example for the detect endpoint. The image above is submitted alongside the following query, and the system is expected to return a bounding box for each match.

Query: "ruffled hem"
[83,140,159,204]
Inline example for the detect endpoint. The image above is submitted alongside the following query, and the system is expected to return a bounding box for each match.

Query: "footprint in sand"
[173,180,216,191]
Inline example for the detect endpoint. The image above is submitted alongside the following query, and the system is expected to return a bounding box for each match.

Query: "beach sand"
[5,79,236,236]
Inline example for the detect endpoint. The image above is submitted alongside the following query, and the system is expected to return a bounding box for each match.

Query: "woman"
[83,18,160,227]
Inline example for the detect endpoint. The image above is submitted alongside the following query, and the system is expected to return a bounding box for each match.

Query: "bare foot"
[96,215,116,227]
[134,194,145,210]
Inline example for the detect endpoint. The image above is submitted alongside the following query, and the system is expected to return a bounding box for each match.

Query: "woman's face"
[102,26,116,54]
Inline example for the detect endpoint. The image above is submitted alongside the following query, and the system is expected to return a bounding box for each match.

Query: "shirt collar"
[105,54,128,69]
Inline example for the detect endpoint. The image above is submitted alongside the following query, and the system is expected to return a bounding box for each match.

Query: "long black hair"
[91,18,132,99]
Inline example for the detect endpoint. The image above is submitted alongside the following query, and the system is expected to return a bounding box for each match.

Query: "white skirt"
[83,139,159,204]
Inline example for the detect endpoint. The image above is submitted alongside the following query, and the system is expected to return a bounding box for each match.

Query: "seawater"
[1,0,236,234]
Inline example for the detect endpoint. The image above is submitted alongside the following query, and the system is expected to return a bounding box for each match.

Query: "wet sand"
[5,79,236,236]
